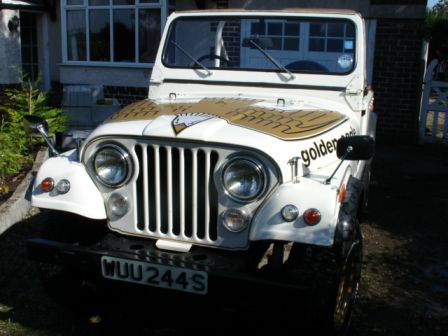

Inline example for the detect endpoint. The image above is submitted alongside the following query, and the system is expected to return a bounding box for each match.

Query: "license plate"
[101,256,208,295]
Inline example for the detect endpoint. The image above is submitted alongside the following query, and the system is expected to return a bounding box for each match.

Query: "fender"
[249,178,339,246]
[334,176,364,259]
[32,150,106,219]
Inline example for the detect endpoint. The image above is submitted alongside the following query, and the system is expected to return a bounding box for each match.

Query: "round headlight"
[222,158,265,201]
[93,144,132,187]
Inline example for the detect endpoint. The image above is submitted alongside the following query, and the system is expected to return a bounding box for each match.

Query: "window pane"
[21,29,31,45]
[67,0,84,5]
[89,0,109,5]
[67,10,86,61]
[113,0,134,4]
[344,39,354,51]
[267,37,281,50]
[22,47,31,63]
[285,23,300,36]
[251,22,265,35]
[139,0,159,3]
[139,9,160,63]
[309,38,324,52]
[32,46,38,62]
[346,23,355,37]
[114,9,135,62]
[328,23,344,37]
[284,37,299,51]
[327,39,343,52]
[310,23,325,37]
[89,9,110,61]
[267,23,282,36]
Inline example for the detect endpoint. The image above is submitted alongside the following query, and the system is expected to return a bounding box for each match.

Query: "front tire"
[286,236,362,335]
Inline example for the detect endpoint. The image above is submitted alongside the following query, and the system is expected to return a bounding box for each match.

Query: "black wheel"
[331,240,362,335]
[286,233,362,335]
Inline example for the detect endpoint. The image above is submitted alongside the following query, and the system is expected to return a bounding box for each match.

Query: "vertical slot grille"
[136,143,219,244]
[135,145,144,231]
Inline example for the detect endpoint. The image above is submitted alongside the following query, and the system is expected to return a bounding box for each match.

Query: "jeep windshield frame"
[162,15,357,76]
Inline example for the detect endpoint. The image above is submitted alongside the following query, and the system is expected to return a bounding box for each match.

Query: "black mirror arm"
[325,145,353,185]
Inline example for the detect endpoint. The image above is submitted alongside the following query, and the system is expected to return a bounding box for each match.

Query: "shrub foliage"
[0,70,66,195]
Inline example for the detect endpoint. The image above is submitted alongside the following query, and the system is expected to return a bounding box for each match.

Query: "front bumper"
[27,233,308,294]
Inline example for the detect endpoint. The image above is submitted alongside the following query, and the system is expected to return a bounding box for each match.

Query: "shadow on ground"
[0,144,447,335]
[352,144,448,335]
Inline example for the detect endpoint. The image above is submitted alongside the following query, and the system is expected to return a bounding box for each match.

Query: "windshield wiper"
[248,38,295,81]
[171,41,212,76]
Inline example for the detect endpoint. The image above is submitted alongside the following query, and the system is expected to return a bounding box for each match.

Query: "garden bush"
[0,70,66,196]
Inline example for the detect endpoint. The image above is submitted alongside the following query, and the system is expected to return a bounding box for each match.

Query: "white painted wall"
[0,9,22,84]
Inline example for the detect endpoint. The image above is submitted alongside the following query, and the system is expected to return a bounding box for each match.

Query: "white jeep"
[27,8,376,335]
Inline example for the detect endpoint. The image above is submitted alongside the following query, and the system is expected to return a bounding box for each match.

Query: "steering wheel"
[194,54,231,66]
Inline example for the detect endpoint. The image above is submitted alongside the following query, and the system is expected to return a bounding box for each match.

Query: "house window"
[20,12,39,81]
[63,0,173,65]
[250,20,300,51]
[309,22,354,53]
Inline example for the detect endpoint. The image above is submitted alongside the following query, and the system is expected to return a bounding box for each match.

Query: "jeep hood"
[89,98,356,178]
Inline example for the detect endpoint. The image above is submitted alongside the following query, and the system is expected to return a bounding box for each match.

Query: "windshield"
[163,16,356,75]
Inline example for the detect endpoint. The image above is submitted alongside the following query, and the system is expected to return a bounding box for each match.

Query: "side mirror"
[336,135,375,161]
[24,114,49,135]
[23,114,59,156]
[326,135,375,184]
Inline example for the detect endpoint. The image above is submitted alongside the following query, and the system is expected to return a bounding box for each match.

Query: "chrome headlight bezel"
[221,156,267,202]
[92,143,133,188]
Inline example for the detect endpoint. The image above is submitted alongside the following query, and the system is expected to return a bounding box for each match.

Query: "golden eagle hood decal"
[106,98,347,140]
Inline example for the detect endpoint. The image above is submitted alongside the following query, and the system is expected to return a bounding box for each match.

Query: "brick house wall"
[370,0,427,143]
[372,19,425,143]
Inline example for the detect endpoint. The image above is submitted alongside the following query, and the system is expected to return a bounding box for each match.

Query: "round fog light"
[107,193,129,220]
[56,179,71,194]
[222,209,248,232]
[281,204,299,222]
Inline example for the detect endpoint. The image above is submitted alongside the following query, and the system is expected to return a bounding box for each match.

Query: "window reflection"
[89,9,110,61]
[67,10,86,61]
[139,9,160,63]
[114,9,135,62]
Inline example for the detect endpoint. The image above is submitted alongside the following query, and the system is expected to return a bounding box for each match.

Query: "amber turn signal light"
[338,184,346,203]
[41,177,54,192]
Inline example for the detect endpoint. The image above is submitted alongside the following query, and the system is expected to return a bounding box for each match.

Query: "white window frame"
[61,0,173,67]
